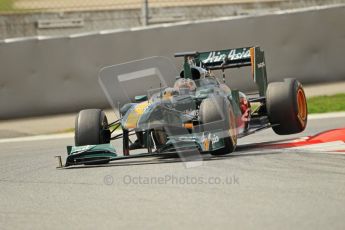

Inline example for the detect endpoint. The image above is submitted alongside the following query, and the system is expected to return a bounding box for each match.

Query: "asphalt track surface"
[0,117,344,230]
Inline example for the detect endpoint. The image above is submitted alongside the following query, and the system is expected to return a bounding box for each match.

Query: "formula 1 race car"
[61,46,308,168]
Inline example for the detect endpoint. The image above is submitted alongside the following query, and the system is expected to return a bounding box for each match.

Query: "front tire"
[75,109,110,146]
[266,78,308,135]
[199,96,237,155]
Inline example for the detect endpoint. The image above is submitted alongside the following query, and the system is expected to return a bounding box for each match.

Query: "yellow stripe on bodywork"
[125,101,150,129]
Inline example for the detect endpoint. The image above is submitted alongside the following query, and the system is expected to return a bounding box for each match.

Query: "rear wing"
[197,47,252,69]
[175,46,268,96]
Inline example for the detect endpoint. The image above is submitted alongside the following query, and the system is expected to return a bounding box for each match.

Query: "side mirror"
[134,95,148,102]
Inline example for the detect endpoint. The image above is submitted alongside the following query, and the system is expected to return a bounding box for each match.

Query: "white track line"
[308,112,345,120]
[289,141,345,152]
[0,133,74,143]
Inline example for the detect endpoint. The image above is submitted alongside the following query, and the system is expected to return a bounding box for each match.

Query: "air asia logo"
[203,48,251,64]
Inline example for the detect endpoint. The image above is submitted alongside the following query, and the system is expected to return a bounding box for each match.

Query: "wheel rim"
[297,88,307,125]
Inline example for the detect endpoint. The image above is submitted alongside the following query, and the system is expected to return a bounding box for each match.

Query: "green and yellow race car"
[62,46,308,167]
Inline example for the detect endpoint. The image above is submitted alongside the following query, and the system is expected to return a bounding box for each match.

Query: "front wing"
[61,130,226,168]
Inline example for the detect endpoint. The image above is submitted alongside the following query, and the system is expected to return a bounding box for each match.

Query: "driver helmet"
[174,78,197,92]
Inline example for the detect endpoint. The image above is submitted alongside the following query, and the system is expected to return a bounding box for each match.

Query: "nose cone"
[121,101,150,129]
[122,100,184,131]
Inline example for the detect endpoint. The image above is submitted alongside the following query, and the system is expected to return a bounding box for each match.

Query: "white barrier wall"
[0,5,344,119]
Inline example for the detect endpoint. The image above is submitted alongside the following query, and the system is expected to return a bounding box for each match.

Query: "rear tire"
[266,78,308,135]
[199,96,237,155]
[75,109,110,146]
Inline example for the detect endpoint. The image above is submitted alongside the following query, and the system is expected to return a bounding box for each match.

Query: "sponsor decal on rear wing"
[196,47,268,96]
[197,47,252,67]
